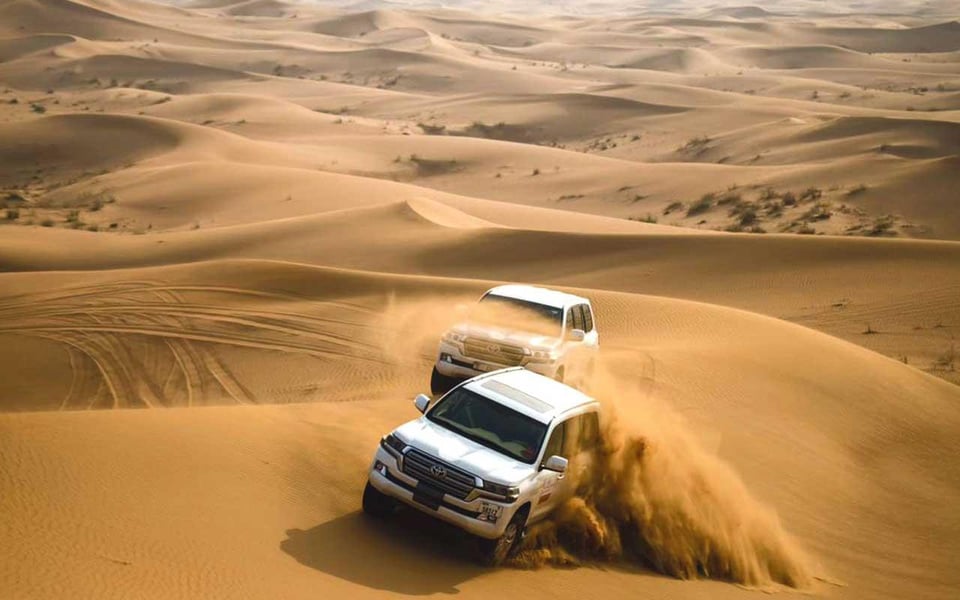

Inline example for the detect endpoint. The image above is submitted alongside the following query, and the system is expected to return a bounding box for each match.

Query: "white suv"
[363,367,600,565]
[432,285,599,394]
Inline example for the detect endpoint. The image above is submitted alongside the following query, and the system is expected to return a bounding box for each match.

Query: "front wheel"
[362,481,396,517]
[477,510,526,567]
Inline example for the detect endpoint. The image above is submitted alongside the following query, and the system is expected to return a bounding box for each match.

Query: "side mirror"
[414,393,430,414]
[567,328,585,342]
[543,455,568,474]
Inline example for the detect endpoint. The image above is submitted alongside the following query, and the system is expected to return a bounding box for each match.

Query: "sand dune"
[800,20,960,54]
[1,259,958,599]
[677,114,960,168]
[0,32,76,61]
[704,5,775,19]
[1,1,959,599]
[2,201,958,383]
[0,0,225,46]
[0,114,183,178]
[612,46,726,72]
[725,45,898,69]
[0,52,256,91]
[310,9,409,37]
[223,0,295,18]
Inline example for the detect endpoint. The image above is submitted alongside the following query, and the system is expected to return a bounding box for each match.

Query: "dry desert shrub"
[663,201,684,215]
[686,194,714,217]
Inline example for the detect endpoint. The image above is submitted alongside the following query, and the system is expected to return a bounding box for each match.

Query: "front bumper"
[434,340,558,380]
[367,446,515,539]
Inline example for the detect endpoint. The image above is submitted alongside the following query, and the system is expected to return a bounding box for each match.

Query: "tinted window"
[428,388,548,464]
[562,412,600,459]
[576,412,600,452]
[582,305,594,333]
[542,421,566,464]
[569,306,584,332]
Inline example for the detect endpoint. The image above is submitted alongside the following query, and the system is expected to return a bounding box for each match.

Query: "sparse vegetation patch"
[846,183,868,196]
[686,193,713,217]
[663,201,684,215]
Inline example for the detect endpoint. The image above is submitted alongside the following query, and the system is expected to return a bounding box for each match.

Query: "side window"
[570,305,584,332]
[579,412,600,451]
[542,421,566,462]
[582,305,594,333]
[563,412,599,455]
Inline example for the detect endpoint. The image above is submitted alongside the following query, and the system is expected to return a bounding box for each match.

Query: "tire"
[362,481,395,518]
[430,365,457,397]
[477,510,527,567]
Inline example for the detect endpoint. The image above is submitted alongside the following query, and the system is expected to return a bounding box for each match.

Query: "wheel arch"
[515,500,532,523]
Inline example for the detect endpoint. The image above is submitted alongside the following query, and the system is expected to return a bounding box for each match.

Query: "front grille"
[401,448,476,500]
[462,337,525,366]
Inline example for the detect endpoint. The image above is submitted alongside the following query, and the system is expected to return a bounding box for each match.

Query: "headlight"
[380,433,406,456]
[482,480,520,501]
[442,330,467,343]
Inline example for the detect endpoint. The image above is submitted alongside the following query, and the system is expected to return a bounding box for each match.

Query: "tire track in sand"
[1,280,385,408]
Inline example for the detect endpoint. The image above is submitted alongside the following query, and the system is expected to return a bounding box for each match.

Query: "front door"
[530,420,567,521]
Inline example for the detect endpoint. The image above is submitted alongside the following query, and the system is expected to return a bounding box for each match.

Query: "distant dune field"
[0,1,958,600]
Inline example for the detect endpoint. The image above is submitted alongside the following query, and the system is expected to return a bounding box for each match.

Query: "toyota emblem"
[485,344,500,353]
[430,465,447,480]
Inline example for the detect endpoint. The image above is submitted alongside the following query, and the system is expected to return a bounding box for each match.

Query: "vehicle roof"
[485,284,589,309]
[464,367,598,424]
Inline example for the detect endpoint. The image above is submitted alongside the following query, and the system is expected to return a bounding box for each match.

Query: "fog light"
[374,460,388,476]
[441,353,452,362]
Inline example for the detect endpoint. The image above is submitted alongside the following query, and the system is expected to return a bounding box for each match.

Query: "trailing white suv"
[363,367,600,565]
[432,285,599,394]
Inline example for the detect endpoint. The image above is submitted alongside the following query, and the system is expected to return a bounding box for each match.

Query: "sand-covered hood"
[395,418,535,484]
[453,323,561,351]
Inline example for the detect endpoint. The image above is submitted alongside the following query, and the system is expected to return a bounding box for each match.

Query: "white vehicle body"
[435,285,599,383]
[365,368,600,558]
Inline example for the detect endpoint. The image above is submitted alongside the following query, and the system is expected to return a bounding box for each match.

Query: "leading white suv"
[432,285,599,394]
[363,367,600,565]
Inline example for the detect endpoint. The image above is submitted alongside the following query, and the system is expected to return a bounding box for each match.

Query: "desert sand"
[1,1,959,599]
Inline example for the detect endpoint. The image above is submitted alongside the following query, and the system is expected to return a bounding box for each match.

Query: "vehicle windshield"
[427,387,547,464]
[471,294,563,337]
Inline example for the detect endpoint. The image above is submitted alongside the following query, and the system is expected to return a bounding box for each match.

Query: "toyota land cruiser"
[362,367,600,566]
[432,285,599,395]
